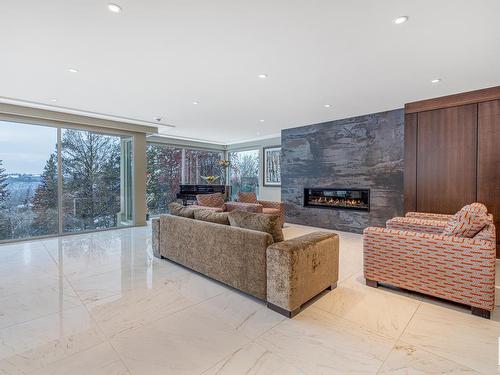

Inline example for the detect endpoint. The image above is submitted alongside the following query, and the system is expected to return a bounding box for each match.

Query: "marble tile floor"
[0,223,500,374]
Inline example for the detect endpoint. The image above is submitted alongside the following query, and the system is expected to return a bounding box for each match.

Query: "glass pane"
[62,129,132,232]
[146,143,182,216]
[228,149,260,200]
[0,121,58,241]
[185,149,225,185]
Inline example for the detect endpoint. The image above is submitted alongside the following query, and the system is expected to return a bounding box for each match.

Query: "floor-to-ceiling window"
[146,143,183,216]
[185,149,225,185]
[61,129,132,232]
[146,144,226,216]
[228,149,260,200]
[0,120,134,242]
[0,121,58,241]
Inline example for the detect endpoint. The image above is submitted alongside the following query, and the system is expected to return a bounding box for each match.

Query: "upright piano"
[176,184,231,205]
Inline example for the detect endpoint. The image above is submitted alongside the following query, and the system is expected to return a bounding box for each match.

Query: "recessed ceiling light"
[50,98,57,102]
[68,68,79,73]
[258,74,268,79]
[431,78,442,84]
[259,119,265,123]
[324,104,332,108]
[193,101,199,105]
[107,3,122,13]
[393,16,409,24]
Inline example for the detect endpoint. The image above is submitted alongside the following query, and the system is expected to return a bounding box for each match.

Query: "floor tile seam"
[22,341,122,375]
[374,301,423,374]
[0,303,84,331]
[101,289,231,342]
[388,338,490,375]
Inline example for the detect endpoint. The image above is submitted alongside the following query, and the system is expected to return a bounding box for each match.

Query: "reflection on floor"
[0,223,499,374]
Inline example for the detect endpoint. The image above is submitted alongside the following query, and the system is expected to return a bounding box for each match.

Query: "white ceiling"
[1,0,500,144]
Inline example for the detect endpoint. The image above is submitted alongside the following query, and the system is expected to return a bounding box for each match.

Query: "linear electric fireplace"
[304,188,370,211]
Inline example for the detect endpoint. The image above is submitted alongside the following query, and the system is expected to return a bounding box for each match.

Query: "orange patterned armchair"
[363,206,496,319]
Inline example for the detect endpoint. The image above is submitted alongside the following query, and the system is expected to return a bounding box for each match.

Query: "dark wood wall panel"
[404,113,417,213]
[416,104,478,214]
[478,100,500,255]
[406,86,500,113]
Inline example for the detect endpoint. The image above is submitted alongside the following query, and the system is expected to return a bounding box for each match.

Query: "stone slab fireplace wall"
[281,109,404,233]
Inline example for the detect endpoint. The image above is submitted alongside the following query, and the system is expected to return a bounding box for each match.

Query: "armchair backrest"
[238,191,258,204]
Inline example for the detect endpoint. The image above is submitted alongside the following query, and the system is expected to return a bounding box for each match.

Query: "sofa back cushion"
[196,193,226,208]
[443,203,489,238]
[238,192,258,204]
[228,210,284,243]
[194,209,230,225]
[168,202,195,218]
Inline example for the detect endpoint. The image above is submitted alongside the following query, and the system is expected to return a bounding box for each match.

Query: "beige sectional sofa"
[152,214,339,317]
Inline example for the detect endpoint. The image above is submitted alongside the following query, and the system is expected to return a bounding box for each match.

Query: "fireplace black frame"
[303,188,370,212]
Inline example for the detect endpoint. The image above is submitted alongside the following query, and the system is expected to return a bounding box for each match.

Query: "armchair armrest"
[405,212,453,221]
[266,232,339,316]
[363,227,496,311]
[386,216,446,234]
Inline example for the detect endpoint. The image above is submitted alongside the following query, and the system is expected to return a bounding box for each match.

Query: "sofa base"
[365,278,379,288]
[471,307,491,319]
[267,283,338,318]
[267,303,301,318]
[365,279,492,320]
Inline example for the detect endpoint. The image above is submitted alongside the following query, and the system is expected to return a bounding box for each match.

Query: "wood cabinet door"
[478,100,500,254]
[416,104,477,214]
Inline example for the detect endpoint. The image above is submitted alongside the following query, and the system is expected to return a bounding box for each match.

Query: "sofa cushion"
[262,207,280,215]
[194,209,230,225]
[190,205,225,212]
[228,210,284,243]
[196,193,226,208]
[238,192,258,204]
[168,202,195,218]
[443,203,489,238]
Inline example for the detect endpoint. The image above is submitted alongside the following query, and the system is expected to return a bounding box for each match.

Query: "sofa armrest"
[405,212,453,221]
[152,217,161,258]
[386,217,446,234]
[225,201,263,213]
[363,227,496,310]
[266,232,339,315]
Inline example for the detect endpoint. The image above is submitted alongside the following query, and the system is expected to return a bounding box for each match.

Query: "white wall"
[227,136,282,202]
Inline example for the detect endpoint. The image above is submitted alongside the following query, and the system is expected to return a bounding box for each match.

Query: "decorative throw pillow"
[194,209,230,225]
[442,203,489,238]
[196,193,226,208]
[238,192,258,204]
[168,202,195,219]
[228,210,284,243]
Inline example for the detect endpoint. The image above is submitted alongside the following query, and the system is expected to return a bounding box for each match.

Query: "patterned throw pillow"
[196,193,225,208]
[238,192,258,204]
[228,210,284,243]
[168,202,196,219]
[442,203,489,238]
